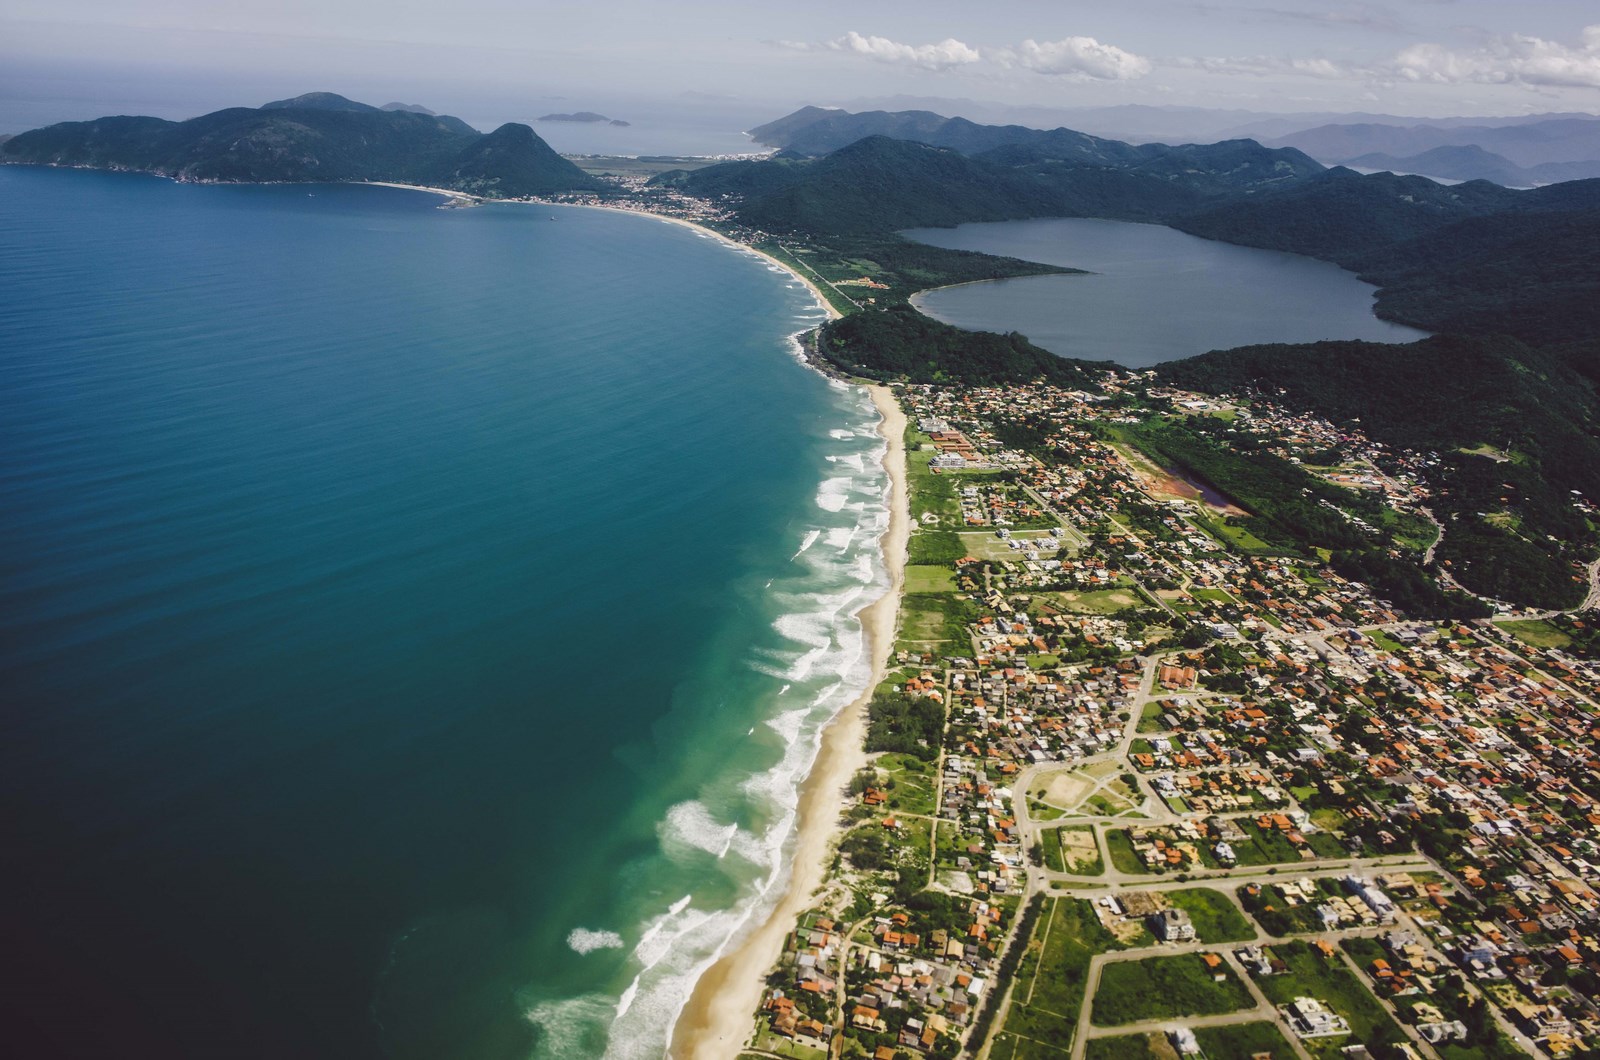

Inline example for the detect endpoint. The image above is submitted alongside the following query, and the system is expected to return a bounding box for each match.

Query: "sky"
[4,1,1600,136]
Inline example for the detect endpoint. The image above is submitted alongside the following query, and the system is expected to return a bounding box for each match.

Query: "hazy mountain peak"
[260,92,379,113]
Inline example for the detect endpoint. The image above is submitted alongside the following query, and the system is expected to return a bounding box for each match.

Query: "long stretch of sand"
[593,205,908,1058]
[367,183,905,1056]
[671,382,908,1058]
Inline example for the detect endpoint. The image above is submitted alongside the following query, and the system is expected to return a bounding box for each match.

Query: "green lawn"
[1367,629,1407,653]
[1136,702,1166,733]
[1091,953,1253,1026]
[1105,830,1150,875]
[1164,888,1257,943]
[1194,1022,1295,1057]
[903,564,958,594]
[1084,1035,1158,1060]
[1251,941,1406,1056]
[1496,618,1573,651]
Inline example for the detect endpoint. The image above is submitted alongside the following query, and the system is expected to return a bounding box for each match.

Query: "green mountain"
[0,92,600,197]
[658,135,1302,237]
[1156,335,1600,609]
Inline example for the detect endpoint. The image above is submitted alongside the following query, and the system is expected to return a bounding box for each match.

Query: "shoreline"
[670,382,908,1059]
[367,181,906,1058]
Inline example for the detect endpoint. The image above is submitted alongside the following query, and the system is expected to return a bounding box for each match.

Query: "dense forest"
[817,304,1110,388]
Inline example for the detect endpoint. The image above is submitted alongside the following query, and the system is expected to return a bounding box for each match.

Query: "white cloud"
[826,31,980,72]
[1000,36,1153,81]
[1180,55,1359,80]
[1393,25,1600,89]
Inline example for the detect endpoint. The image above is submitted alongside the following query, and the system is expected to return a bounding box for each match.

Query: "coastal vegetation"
[1158,336,1600,609]
[818,304,1108,387]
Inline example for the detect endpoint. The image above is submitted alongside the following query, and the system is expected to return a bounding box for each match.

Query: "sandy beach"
[370,181,904,1056]
[670,384,908,1058]
[588,201,908,1058]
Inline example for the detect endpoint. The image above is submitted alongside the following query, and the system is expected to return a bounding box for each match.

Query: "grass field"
[1105,830,1151,875]
[904,564,957,594]
[1251,941,1405,1056]
[1164,888,1257,943]
[1091,953,1253,1025]
[1044,588,1141,614]
[995,898,1118,1056]
[1195,1022,1294,1057]
[1496,618,1573,651]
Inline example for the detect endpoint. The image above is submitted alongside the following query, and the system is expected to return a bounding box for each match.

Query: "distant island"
[0,91,601,198]
[538,111,630,127]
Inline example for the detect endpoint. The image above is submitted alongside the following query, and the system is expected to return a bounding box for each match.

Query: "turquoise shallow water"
[0,168,887,1059]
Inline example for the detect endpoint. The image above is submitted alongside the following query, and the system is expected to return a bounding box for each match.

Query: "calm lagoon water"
[0,167,884,1059]
[905,217,1428,368]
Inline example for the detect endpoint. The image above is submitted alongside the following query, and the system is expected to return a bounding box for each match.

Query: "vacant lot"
[1164,888,1256,943]
[1091,953,1253,1025]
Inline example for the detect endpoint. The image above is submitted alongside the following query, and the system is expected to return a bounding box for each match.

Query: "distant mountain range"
[1265,116,1600,185]
[665,109,1600,351]
[747,106,1327,167]
[814,95,1599,146]
[0,92,600,197]
[754,103,1600,188]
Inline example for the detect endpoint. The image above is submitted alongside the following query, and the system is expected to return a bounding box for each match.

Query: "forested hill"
[0,92,601,198]
[661,126,1600,351]
[1156,336,1600,609]
[654,134,1313,237]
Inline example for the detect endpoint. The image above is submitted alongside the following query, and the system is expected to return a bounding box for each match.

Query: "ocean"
[0,167,887,1059]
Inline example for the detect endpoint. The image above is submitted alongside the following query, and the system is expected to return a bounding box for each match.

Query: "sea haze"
[0,168,886,1059]
[905,217,1428,368]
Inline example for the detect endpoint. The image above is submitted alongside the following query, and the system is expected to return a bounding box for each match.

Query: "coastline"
[670,382,908,1059]
[369,180,906,1057]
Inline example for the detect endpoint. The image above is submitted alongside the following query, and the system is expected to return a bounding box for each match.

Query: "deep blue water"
[0,168,886,1059]
[905,217,1429,367]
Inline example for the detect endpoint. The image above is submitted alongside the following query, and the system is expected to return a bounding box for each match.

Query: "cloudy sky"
[3,0,1599,133]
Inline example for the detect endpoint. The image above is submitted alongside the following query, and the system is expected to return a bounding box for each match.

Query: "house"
[1152,908,1196,942]
[1283,996,1351,1038]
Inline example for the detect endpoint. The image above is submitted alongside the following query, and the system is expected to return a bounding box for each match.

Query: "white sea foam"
[659,801,738,860]
[815,476,851,512]
[567,928,626,955]
[791,528,821,560]
[524,993,615,1059]
[827,451,866,473]
[562,362,893,1060]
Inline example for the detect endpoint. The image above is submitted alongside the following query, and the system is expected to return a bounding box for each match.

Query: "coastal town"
[726,364,1600,1060]
[471,166,1600,1060]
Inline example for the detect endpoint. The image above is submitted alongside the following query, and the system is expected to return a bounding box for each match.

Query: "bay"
[0,168,883,1059]
[905,217,1429,368]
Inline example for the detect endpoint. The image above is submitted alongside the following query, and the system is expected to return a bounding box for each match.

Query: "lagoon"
[905,217,1428,368]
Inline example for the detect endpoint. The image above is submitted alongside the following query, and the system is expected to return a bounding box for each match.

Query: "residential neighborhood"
[741,370,1600,1060]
